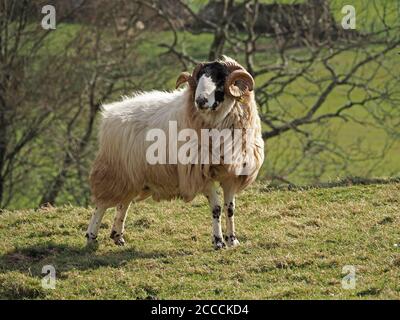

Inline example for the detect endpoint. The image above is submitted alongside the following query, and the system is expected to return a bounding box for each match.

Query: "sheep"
[86,55,264,249]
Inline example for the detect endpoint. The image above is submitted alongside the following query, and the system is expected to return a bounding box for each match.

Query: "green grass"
[1,183,399,299]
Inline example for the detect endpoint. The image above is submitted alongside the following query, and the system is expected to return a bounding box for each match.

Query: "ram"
[86,56,264,249]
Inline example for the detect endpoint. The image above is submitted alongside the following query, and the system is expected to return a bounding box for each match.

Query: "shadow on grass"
[261,176,400,192]
[0,242,187,277]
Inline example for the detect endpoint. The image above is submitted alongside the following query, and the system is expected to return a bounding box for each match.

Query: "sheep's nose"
[196,96,208,109]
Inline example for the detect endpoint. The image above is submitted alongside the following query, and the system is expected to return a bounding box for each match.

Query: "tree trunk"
[209,30,227,60]
[208,0,233,60]
[39,103,99,207]
[0,88,8,208]
[39,153,73,206]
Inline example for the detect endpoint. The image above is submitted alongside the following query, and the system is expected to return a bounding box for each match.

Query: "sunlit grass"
[1,182,399,299]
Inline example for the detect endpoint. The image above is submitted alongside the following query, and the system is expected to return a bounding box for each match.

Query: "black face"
[195,62,229,109]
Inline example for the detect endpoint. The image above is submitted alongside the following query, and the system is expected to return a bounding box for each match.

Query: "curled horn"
[176,72,191,89]
[191,63,204,85]
[176,63,205,89]
[224,62,255,97]
[224,61,243,73]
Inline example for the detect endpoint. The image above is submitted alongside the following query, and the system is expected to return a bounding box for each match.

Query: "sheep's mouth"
[195,102,220,111]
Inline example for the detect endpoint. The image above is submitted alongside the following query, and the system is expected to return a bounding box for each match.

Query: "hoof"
[85,233,99,249]
[225,235,240,248]
[114,237,125,246]
[212,236,226,250]
[110,230,125,246]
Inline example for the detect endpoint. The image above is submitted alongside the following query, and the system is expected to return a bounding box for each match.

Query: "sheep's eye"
[215,90,225,103]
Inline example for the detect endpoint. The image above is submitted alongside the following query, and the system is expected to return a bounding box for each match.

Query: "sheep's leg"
[110,201,131,246]
[86,206,107,245]
[204,184,225,250]
[223,187,240,247]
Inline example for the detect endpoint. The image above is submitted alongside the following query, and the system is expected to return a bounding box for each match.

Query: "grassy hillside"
[0,182,399,299]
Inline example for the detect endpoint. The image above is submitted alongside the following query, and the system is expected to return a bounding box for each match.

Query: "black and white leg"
[205,184,225,250]
[223,187,240,247]
[110,202,130,246]
[86,206,107,245]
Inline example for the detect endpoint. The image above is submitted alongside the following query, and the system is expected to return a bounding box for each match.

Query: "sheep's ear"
[176,72,191,89]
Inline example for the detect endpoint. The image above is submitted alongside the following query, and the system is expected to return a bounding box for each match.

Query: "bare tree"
[0,0,169,207]
[39,0,170,206]
[140,0,400,184]
[0,0,90,207]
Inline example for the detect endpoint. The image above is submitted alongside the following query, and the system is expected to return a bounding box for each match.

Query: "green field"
[1,182,399,299]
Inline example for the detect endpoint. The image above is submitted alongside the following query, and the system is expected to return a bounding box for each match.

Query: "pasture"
[1,0,399,303]
[1,182,399,299]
